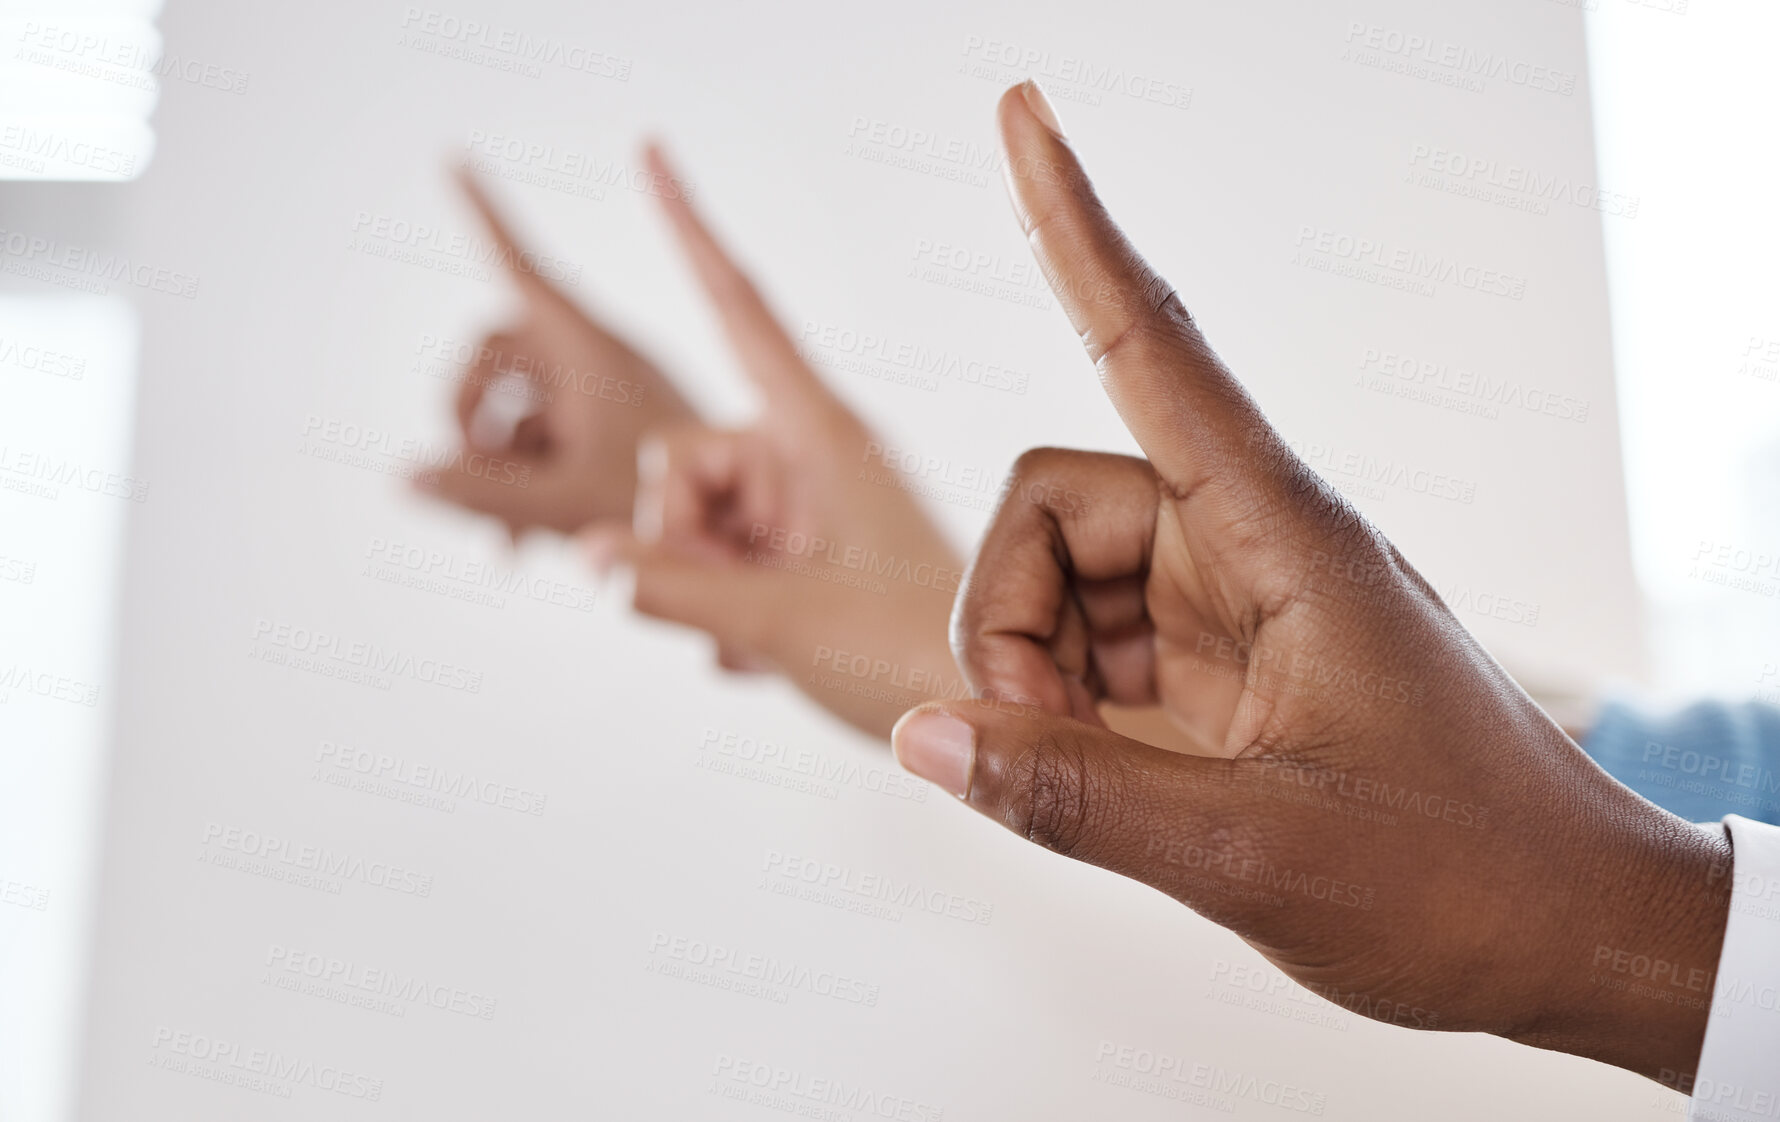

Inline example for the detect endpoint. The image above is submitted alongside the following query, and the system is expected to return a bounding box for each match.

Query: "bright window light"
[0,0,162,181]
[0,293,139,1122]
[1586,1,1780,702]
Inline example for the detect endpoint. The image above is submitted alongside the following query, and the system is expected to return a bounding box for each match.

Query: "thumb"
[583,525,791,662]
[415,454,566,531]
[891,701,1237,871]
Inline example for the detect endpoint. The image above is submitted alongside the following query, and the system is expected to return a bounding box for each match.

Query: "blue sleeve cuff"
[1583,700,1780,826]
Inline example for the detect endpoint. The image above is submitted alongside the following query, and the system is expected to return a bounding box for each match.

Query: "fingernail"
[1021,80,1066,140]
[892,710,974,799]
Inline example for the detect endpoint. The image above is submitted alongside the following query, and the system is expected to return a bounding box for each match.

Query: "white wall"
[42,0,1666,1118]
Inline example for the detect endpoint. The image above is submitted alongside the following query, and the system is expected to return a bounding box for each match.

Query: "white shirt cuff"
[1690,815,1780,1121]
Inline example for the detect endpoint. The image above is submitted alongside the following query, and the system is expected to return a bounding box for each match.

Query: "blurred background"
[0,0,1774,1118]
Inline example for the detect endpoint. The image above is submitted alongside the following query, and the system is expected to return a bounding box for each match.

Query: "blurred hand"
[893,82,1730,1083]
[588,148,964,738]
[419,169,696,535]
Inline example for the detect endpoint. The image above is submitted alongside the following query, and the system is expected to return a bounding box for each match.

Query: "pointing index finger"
[997,81,1277,500]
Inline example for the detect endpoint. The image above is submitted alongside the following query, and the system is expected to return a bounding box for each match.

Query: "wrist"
[1517,810,1731,1083]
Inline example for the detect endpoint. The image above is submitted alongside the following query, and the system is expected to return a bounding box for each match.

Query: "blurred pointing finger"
[455,168,564,300]
[643,142,833,410]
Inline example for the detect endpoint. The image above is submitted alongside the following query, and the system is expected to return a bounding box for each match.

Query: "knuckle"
[1090,288,1190,371]
[1282,460,1363,539]
[1018,199,1065,246]
[1001,447,1131,519]
[1136,270,1178,320]
[946,594,976,664]
[998,447,1080,522]
[1005,733,1101,859]
[1007,445,1072,483]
